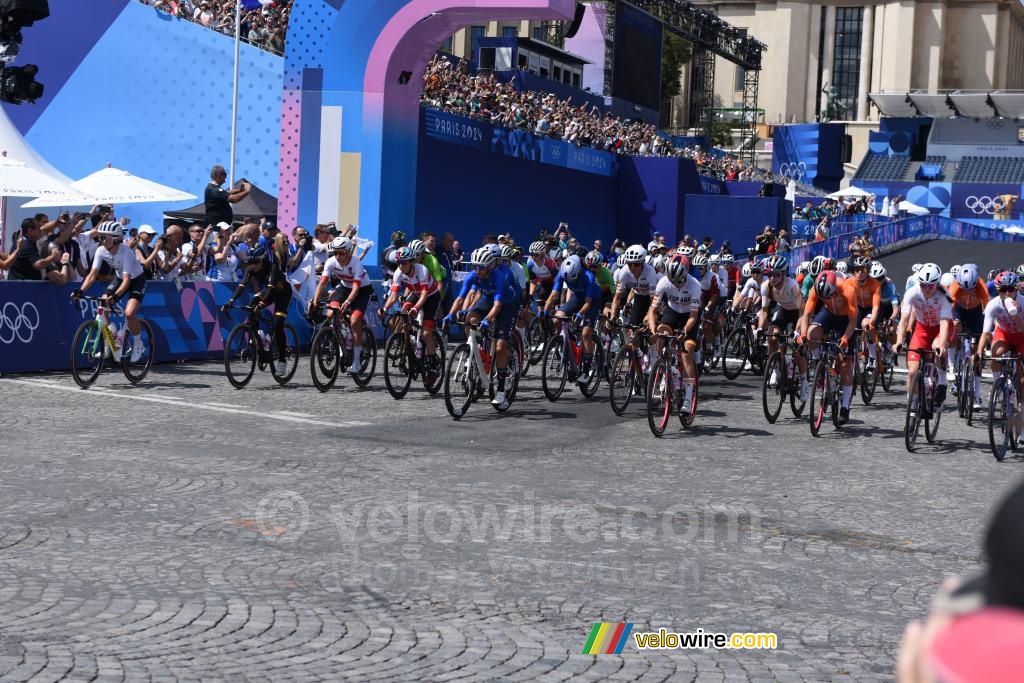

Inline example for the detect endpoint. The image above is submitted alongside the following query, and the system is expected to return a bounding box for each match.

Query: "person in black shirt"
[2,218,59,280]
[204,165,252,227]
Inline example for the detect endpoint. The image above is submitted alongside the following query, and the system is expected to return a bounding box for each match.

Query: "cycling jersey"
[801,275,815,299]
[709,268,729,297]
[460,268,517,304]
[420,252,445,286]
[900,284,953,328]
[654,275,702,314]
[740,277,762,302]
[983,294,1024,335]
[494,263,524,300]
[904,275,918,294]
[879,278,900,305]
[593,266,614,293]
[760,276,802,311]
[92,245,144,279]
[614,263,659,297]
[697,270,720,294]
[526,257,556,284]
[805,280,857,318]
[948,281,990,310]
[321,255,369,289]
[552,269,601,303]
[848,276,882,311]
[390,263,440,297]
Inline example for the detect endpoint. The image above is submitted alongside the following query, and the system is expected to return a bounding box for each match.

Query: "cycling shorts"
[811,307,852,355]
[993,327,1024,355]
[769,305,800,333]
[878,302,894,323]
[953,305,984,337]
[628,295,652,326]
[108,274,147,302]
[329,284,371,312]
[658,308,698,341]
[908,323,952,362]
[558,298,599,328]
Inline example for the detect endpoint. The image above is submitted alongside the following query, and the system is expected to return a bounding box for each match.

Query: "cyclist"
[977,271,1024,433]
[611,244,658,326]
[523,241,556,329]
[306,236,371,373]
[444,246,520,408]
[71,220,148,363]
[870,261,901,374]
[720,253,740,300]
[690,253,721,359]
[905,263,922,294]
[542,254,602,385]
[380,246,442,362]
[895,263,952,417]
[801,256,834,299]
[948,263,988,409]
[795,261,810,289]
[222,234,293,375]
[647,256,701,411]
[758,254,807,400]
[407,238,445,297]
[800,271,857,423]
[584,250,615,320]
[846,255,882,363]
[733,261,764,312]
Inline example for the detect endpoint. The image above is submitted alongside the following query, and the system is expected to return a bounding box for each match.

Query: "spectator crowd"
[139,0,292,54]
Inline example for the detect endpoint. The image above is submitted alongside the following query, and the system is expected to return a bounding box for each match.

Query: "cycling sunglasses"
[998,285,1017,293]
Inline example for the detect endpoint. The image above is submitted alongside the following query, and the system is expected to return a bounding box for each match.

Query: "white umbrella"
[898,200,930,216]
[0,155,94,200]
[22,164,196,208]
[826,186,872,200]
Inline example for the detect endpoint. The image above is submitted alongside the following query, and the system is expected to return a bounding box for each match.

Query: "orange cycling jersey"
[796,272,805,288]
[947,281,990,310]
[847,276,881,310]
[804,280,858,318]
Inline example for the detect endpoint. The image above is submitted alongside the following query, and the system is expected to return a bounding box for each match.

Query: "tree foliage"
[660,31,691,99]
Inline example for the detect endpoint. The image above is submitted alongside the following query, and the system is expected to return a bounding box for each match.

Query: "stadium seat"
[854,153,910,181]
[954,156,1024,183]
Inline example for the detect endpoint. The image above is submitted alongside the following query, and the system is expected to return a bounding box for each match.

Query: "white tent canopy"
[0,154,90,200]
[827,186,872,199]
[898,200,931,216]
[22,164,196,208]
[0,104,79,187]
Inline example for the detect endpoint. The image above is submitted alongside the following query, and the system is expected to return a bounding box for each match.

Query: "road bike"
[721,311,766,380]
[646,331,699,436]
[526,309,555,365]
[540,316,604,401]
[607,322,650,415]
[383,310,445,398]
[223,304,299,389]
[761,332,807,423]
[70,295,155,388]
[443,321,521,418]
[987,353,1022,461]
[951,332,981,425]
[808,337,845,437]
[308,304,378,392]
[904,349,943,453]
[854,327,878,405]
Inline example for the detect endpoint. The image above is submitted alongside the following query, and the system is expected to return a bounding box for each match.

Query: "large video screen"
[612,1,663,112]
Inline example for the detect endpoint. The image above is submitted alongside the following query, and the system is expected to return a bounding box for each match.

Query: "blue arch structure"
[279,0,576,261]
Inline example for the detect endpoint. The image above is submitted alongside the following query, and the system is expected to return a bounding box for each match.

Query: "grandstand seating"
[854,153,910,181]
[909,155,947,181]
[954,156,1024,184]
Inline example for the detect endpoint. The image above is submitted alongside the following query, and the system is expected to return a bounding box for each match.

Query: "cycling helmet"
[697,244,708,253]
[850,256,871,270]
[556,248,572,262]
[623,244,647,264]
[869,261,887,279]
[911,263,923,273]
[1015,263,1024,277]
[708,253,721,265]
[835,260,848,274]
[583,250,604,267]
[720,253,735,265]
[407,239,426,257]
[511,246,523,259]
[950,264,961,277]
[560,254,582,282]
[651,255,667,273]
[692,254,709,269]
[393,246,416,263]
[808,255,827,278]
[916,262,942,285]
[96,220,122,237]
[485,243,502,257]
[529,241,546,256]
[329,236,354,252]
[995,271,1020,288]
[765,254,788,273]
[248,243,268,263]
[797,261,810,275]
[616,253,626,269]
[741,262,754,278]
[470,246,498,268]
[815,271,838,298]
[940,272,955,289]
[665,258,689,284]
[499,244,516,260]
[678,245,695,257]
[956,264,979,290]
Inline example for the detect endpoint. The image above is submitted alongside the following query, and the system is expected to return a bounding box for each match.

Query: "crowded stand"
[138,0,291,54]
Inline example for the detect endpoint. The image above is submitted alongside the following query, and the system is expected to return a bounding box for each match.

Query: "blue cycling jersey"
[552,270,601,302]
[494,263,523,299]
[458,268,517,304]
[880,277,899,304]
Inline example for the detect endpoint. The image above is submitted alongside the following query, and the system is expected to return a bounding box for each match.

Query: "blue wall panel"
[683,195,786,249]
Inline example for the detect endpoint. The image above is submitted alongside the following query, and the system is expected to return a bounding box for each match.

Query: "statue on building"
[820,84,847,122]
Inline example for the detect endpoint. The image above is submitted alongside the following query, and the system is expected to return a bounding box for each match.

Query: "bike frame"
[79,300,124,362]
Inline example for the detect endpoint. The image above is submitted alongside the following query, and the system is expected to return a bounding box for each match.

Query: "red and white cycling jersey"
[390,262,440,297]
[900,283,952,328]
[698,269,720,294]
[655,275,702,313]
[322,255,368,288]
[983,294,1024,335]
[614,263,659,297]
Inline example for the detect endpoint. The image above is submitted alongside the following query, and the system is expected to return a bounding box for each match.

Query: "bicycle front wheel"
[541,337,568,402]
[608,346,635,416]
[679,371,698,429]
[70,320,105,389]
[808,360,827,437]
[761,353,785,424]
[721,327,748,380]
[904,372,924,452]
[443,343,475,419]
[860,354,877,405]
[527,317,548,365]
[646,358,672,437]
[579,342,604,398]
[224,324,257,389]
[422,330,446,395]
[350,326,377,387]
[310,326,340,392]
[120,319,155,384]
[383,333,413,399]
[989,376,1011,461]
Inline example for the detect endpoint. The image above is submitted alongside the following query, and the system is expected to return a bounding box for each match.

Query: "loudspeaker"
[563,2,586,39]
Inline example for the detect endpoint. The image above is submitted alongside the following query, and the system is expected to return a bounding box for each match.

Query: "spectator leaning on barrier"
[204,165,252,228]
[774,228,791,253]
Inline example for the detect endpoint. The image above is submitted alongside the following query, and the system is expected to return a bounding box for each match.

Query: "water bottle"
[114,324,127,350]
[641,353,650,374]
[415,336,424,359]
[258,330,270,350]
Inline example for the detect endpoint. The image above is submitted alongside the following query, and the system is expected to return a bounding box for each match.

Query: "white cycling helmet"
[950,264,961,277]
[940,272,955,289]
[720,253,735,265]
[469,246,498,268]
[911,263,923,273]
[96,220,122,237]
[742,262,753,278]
[708,254,721,265]
[956,263,979,289]
[869,261,886,279]
[651,254,667,273]
[797,261,810,275]
[529,241,546,255]
[678,245,695,257]
[329,236,354,252]
[692,254,709,268]
[560,254,582,282]
[808,255,827,278]
[623,244,647,264]
[916,262,942,285]
[835,261,848,274]
[616,253,626,269]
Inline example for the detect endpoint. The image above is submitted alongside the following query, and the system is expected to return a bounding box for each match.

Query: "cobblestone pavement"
[0,356,1019,682]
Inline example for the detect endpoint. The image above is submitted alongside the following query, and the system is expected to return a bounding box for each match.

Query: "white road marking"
[0,378,370,429]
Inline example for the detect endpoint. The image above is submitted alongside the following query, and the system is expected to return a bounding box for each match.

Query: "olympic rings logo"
[0,302,40,344]
[964,195,1006,215]
[777,162,806,180]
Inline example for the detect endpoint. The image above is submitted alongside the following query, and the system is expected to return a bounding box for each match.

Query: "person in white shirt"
[895,263,952,413]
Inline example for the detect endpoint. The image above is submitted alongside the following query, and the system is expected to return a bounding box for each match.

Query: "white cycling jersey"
[760,276,802,311]
[654,275,702,313]
[92,244,143,279]
[698,270,720,294]
[739,277,761,302]
[900,283,952,328]
[614,263,659,297]
[983,294,1024,335]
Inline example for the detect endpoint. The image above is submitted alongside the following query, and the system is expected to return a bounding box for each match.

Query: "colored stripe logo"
[582,622,634,655]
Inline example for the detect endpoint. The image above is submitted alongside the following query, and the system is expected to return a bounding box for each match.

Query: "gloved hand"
[70,288,83,302]
[105,292,120,306]
[442,313,455,326]
[839,336,849,350]
[572,312,585,327]
[480,318,491,332]
[455,309,468,322]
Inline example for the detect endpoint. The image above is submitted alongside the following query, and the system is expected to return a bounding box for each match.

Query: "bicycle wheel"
[964,365,976,427]
[605,328,626,381]
[646,358,672,437]
[489,351,520,412]
[119,320,155,384]
[383,333,413,399]
[270,323,300,385]
[527,317,548,365]
[422,330,446,395]
[70,319,105,389]
[721,327,748,380]
[789,368,807,418]
[860,358,877,405]
[905,373,924,452]
[988,377,1012,461]
[443,343,475,419]
[830,371,844,428]
[351,326,377,387]
[880,346,895,392]
[510,329,528,378]
[809,360,827,437]
[679,371,698,428]
[925,386,942,444]
[608,346,635,415]
[579,342,604,398]
[761,353,785,424]
[310,326,340,392]
[541,336,568,401]
[224,324,257,389]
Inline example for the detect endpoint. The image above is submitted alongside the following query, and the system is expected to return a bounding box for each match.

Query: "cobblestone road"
[0,355,1019,681]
